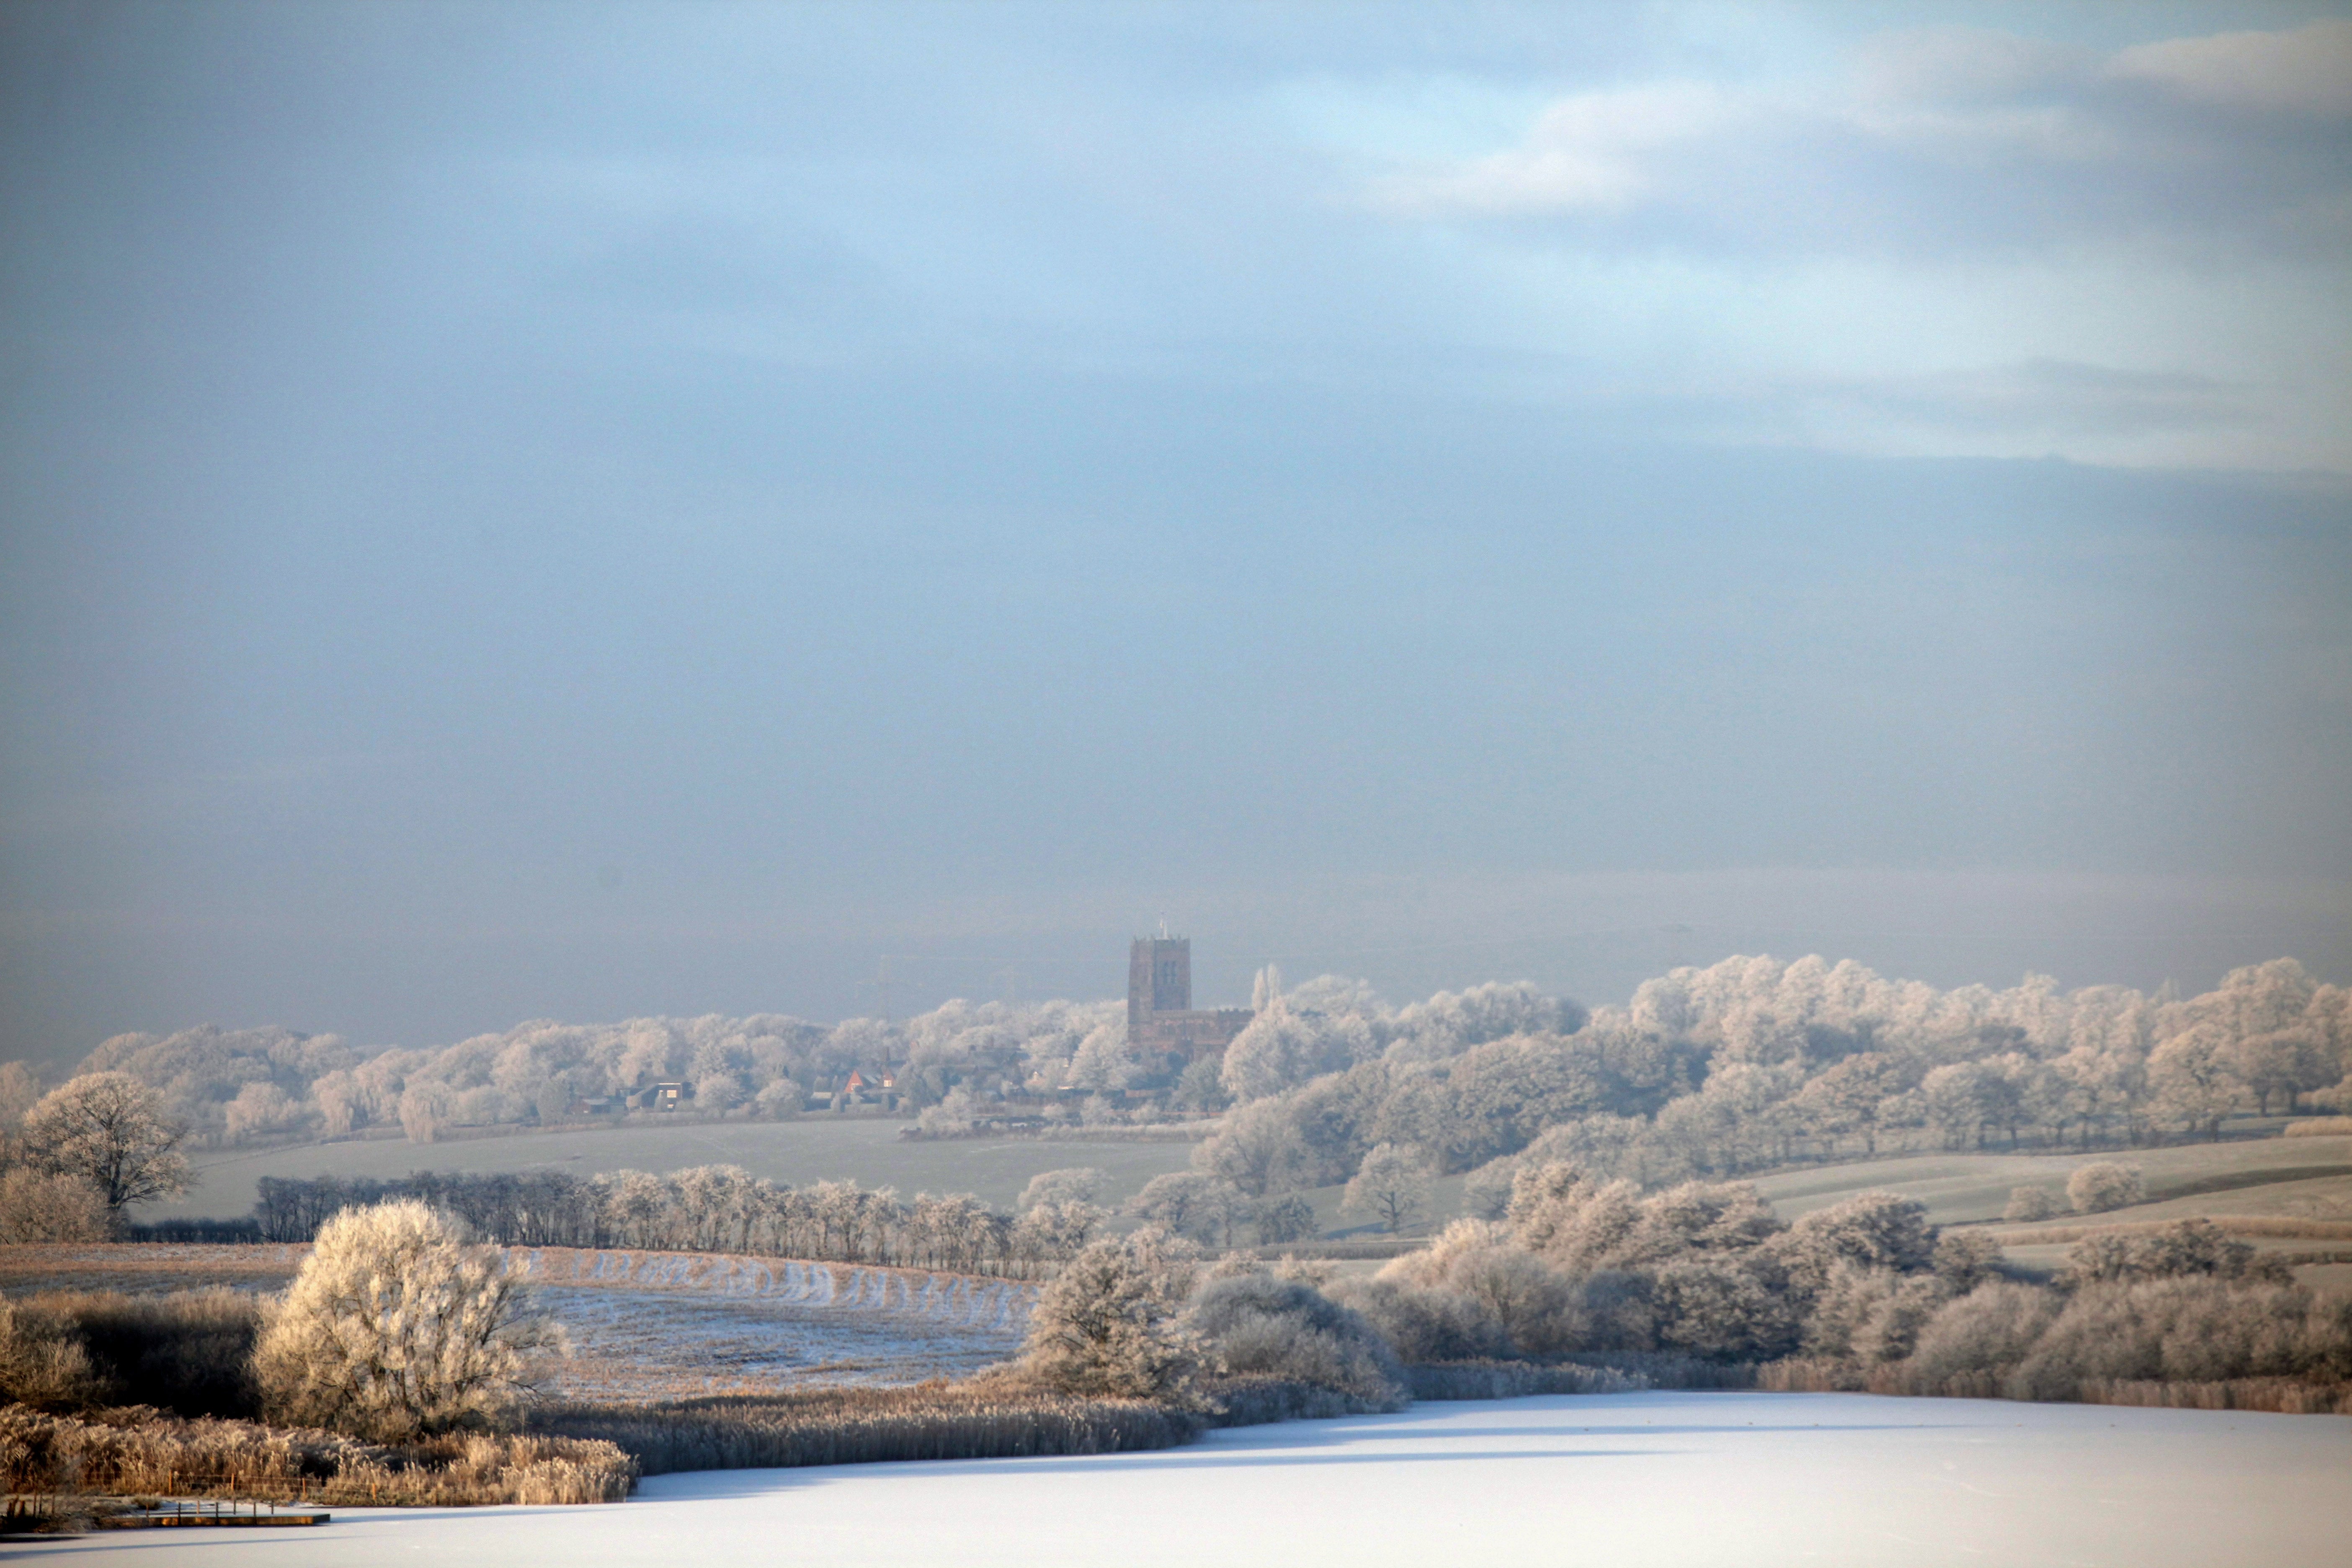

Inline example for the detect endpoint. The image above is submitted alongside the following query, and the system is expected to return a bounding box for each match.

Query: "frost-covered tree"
[252,1199,562,1439]
[2066,1161,2144,1214]
[1017,1167,1106,1214]
[2003,1186,2062,1222]
[1253,1191,1318,1245]
[1341,1142,1431,1235]
[20,1073,189,1216]
[1191,1097,1309,1197]
[1016,1229,1206,1401]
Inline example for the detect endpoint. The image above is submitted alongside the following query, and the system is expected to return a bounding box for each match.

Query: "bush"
[2283,1117,2352,1138]
[252,1200,562,1440]
[0,1171,111,1243]
[1401,1360,1646,1399]
[1902,1282,2064,1394]
[1182,1273,1406,1408]
[2003,1186,2062,1222]
[2063,1220,2293,1287]
[2014,1278,2333,1399]
[1322,1277,1510,1364]
[2067,1162,2144,1215]
[1014,1231,1207,1403]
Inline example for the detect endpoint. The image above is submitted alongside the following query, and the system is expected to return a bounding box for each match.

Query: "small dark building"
[629,1081,691,1112]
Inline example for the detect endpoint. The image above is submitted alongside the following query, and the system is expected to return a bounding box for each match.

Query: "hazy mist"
[3,2,2347,1066]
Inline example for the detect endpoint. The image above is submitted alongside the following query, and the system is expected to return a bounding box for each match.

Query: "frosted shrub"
[1902,1282,2062,1393]
[2003,1186,2061,1222]
[2066,1162,2144,1214]
[1183,1274,1405,1406]
[0,1169,111,1242]
[252,1200,562,1440]
[1322,1277,1510,1364]
[753,1079,804,1119]
[1648,1255,1799,1360]
[2015,1278,2320,1398]
[1016,1230,1207,1403]
[0,1299,98,1410]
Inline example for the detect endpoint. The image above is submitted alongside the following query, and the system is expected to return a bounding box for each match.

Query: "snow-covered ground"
[28,1392,2347,1568]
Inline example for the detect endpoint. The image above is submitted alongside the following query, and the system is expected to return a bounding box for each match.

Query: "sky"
[2,1,2348,1067]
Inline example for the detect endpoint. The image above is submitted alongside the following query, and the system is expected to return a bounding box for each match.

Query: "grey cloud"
[1377,19,2352,258]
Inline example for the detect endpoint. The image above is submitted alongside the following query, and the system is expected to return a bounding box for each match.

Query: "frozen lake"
[21,1392,2347,1568]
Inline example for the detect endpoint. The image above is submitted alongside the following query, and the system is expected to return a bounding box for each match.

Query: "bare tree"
[20,1073,189,1217]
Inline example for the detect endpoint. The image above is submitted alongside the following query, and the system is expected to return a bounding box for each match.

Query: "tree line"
[1189,957,2352,1214]
[248,1167,1113,1279]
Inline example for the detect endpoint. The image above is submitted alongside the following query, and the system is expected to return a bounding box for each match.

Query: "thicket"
[1303,1159,2352,1416]
[0,1290,260,1418]
[250,1166,1107,1276]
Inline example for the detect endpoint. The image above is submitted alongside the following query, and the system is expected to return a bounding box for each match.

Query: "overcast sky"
[3,1,2347,1065]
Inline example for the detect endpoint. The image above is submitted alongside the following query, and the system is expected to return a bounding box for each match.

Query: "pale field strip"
[509,1246,1037,1331]
[511,1249,1036,1400]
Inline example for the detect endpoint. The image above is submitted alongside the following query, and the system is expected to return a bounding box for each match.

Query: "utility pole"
[994,967,1024,1006]
[858,957,906,1073]
[858,955,901,1025]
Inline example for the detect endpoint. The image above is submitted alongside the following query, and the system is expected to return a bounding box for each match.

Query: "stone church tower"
[1126,934,1252,1062]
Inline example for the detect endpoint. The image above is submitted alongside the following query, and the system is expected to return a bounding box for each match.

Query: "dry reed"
[0,1404,632,1506]
[530,1383,1199,1476]
[1403,1360,1649,1400]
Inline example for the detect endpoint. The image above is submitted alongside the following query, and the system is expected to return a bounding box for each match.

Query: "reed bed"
[0,1404,633,1506]
[1403,1360,1650,1400]
[530,1383,1200,1476]
[1754,1359,2352,1416]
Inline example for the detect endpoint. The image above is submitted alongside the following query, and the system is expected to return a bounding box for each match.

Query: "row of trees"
[249,1167,1119,1278]
[17,955,2347,1173]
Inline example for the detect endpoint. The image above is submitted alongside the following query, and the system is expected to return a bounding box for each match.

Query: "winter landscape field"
[13,1393,2345,1568]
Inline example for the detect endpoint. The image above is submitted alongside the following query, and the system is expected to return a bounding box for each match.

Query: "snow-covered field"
[512,1246,1035,1397]
[30,1392,2347,1568]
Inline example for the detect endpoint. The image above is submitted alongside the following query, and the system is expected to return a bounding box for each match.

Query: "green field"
[155,1117,1203,1221]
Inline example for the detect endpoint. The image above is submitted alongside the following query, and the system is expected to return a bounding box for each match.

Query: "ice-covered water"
[25,1392,2346,1567]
